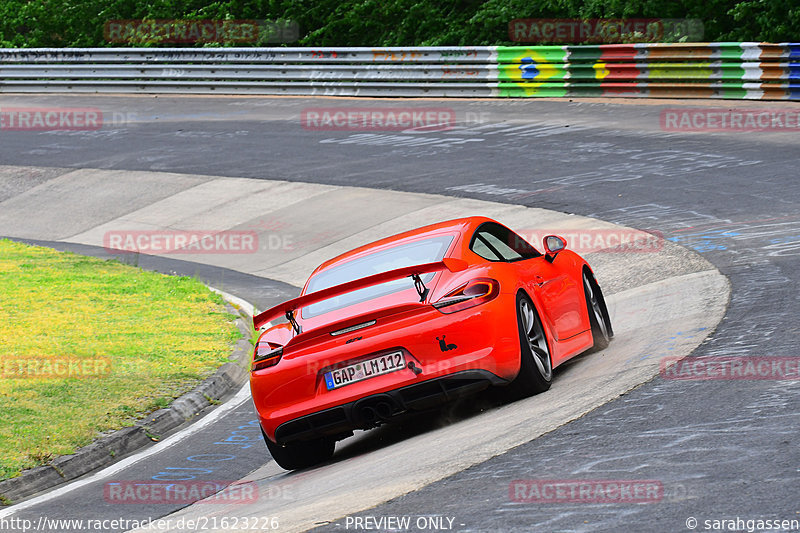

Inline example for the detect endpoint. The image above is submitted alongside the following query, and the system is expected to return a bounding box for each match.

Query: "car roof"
[309,216,495,277]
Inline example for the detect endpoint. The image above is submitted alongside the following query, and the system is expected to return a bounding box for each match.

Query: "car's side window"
[470,223,541,262]
[471,234,501,261]
[481,231,523,261]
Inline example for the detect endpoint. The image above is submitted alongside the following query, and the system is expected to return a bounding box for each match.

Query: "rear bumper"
[252,292,521,442]
[272,370,507,445]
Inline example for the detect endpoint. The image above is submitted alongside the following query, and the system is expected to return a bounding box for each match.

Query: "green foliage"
[724,0,800,42]
[0,0,797,47]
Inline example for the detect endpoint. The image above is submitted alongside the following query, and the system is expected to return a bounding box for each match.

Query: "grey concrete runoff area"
[0,94,797,533]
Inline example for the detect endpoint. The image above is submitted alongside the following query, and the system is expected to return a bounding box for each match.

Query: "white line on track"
[208,287,257,316]
[0,382,253,519]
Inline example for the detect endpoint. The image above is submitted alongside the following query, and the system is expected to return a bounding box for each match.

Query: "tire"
[505,292,553,399]
[261,428,335,471]
[583,271,613,351]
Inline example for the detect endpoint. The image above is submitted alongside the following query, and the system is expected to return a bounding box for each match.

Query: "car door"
[528,255,584,341]
[470,223,583,342]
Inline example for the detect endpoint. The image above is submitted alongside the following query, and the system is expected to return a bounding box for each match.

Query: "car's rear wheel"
[262,428,335,470]
[583,271,613,350]
[505,292,552,399]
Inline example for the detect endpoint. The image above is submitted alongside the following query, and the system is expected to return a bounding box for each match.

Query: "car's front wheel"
[505,292,553,399]
[262,429,335,470]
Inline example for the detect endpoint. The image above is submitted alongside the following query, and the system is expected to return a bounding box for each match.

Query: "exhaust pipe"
[354,395,399,426]
[360,406,377,424]
[374,401,393,420]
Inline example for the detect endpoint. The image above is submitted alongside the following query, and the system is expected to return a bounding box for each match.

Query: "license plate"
[324,351,406,390]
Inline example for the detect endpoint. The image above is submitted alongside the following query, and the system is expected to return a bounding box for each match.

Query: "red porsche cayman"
[250,216,613,469]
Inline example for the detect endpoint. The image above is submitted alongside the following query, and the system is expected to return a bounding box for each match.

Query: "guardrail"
[1,43,798,99]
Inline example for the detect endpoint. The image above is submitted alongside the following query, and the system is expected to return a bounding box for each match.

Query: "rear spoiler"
[253,258,467,331]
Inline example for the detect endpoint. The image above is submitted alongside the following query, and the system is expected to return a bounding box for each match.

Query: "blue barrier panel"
[788,81,800,100]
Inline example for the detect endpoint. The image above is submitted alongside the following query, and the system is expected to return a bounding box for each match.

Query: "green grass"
[0,239,242,480]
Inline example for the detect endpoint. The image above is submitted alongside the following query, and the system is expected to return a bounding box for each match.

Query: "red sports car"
[250,217,613,470]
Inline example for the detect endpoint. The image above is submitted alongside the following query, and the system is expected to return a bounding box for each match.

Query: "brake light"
[252,340,283,372]
[432,278,500,314]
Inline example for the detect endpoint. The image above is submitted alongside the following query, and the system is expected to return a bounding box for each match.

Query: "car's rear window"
[302,235,454,318]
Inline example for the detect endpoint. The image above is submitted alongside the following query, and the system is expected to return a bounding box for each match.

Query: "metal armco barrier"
[1,43,798,100]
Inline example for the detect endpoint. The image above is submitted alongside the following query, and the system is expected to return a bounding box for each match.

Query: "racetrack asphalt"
[0,95,798,532]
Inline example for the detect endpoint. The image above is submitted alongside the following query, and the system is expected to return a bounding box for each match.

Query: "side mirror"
[543,235,567,262]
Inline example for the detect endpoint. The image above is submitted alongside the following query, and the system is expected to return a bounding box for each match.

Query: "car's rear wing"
[253,258,467,331]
